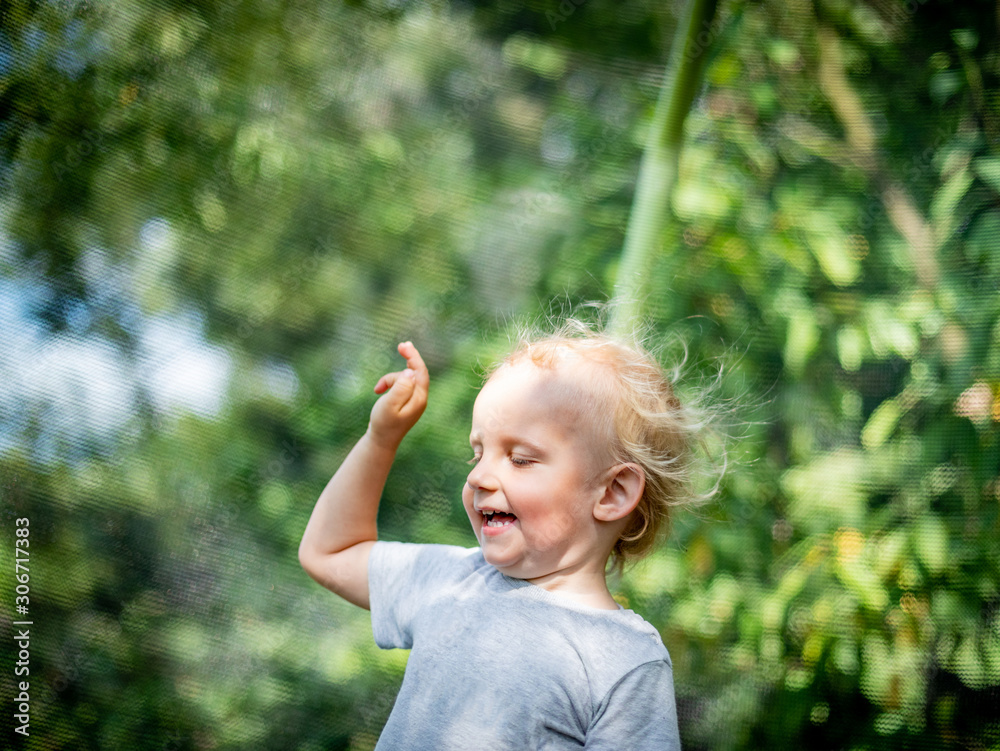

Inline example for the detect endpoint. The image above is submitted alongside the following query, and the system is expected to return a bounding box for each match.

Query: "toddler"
[299,325,697,749]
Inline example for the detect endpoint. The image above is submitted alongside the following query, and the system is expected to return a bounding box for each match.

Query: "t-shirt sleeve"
[585,659,681,750]
[367,541,479,651]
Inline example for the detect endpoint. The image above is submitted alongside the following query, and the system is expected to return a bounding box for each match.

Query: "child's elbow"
[296,543,373,609]
[298,527,331,575]
[297,542,340,586]
[298,541,321,577]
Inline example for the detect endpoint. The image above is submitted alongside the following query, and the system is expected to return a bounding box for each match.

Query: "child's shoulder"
[573,603,670,664]
[563,609,673,703]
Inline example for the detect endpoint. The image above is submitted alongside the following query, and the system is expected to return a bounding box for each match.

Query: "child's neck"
[527,567,621,610]
[559,589,621,610]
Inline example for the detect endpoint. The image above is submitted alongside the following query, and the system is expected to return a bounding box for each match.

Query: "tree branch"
[611,0,720,332]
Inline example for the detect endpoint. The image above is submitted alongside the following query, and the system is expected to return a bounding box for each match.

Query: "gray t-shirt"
[368,541,681,750]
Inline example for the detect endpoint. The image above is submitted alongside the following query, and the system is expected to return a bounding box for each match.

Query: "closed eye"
[467,455,480,465]
[510,456,534,467]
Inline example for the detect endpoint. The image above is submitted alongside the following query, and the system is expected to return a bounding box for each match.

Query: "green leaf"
[953,635,986,689]
[862,397,902,450]
[784,307,820,376]
[913,515,949,576]
[931,167,973,243]
[929,70,963,104]
[973,157,1000,195]
[805,217,860,286]
[951,28,978,51]
[837,325,865,372]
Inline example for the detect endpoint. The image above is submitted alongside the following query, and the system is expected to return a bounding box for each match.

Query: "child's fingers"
[368,345,427,446]
[373,368,415,396]
[397,341,429,388]
[388,370,416,408]
[373,373,392,394]
[373,372,389,394]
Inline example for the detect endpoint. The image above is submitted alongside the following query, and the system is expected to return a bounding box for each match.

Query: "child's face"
[462,360,615,583]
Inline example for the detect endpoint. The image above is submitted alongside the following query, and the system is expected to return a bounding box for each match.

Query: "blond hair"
[489,319,715,565]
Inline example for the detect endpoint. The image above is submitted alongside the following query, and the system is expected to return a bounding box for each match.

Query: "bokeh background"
[1,0,999,748]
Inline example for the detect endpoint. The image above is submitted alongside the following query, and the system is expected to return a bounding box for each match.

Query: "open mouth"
[482,510,517,528]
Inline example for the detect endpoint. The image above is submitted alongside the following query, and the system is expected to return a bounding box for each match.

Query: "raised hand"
[299,341,428,608]
[368,341,430,450]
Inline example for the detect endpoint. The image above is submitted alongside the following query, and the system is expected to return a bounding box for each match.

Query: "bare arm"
[298,341,429,609]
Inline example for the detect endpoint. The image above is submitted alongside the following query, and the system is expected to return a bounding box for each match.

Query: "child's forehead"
[477,357,615,425]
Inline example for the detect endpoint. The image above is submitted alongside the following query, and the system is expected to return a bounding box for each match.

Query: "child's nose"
[466,461,498,492]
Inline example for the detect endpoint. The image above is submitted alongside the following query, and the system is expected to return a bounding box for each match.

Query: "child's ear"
[594,464,645,522]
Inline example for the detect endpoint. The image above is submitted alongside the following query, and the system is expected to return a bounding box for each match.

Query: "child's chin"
[482,549,521,574]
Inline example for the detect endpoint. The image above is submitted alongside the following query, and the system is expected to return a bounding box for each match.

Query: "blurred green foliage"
[1,0,998,749]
